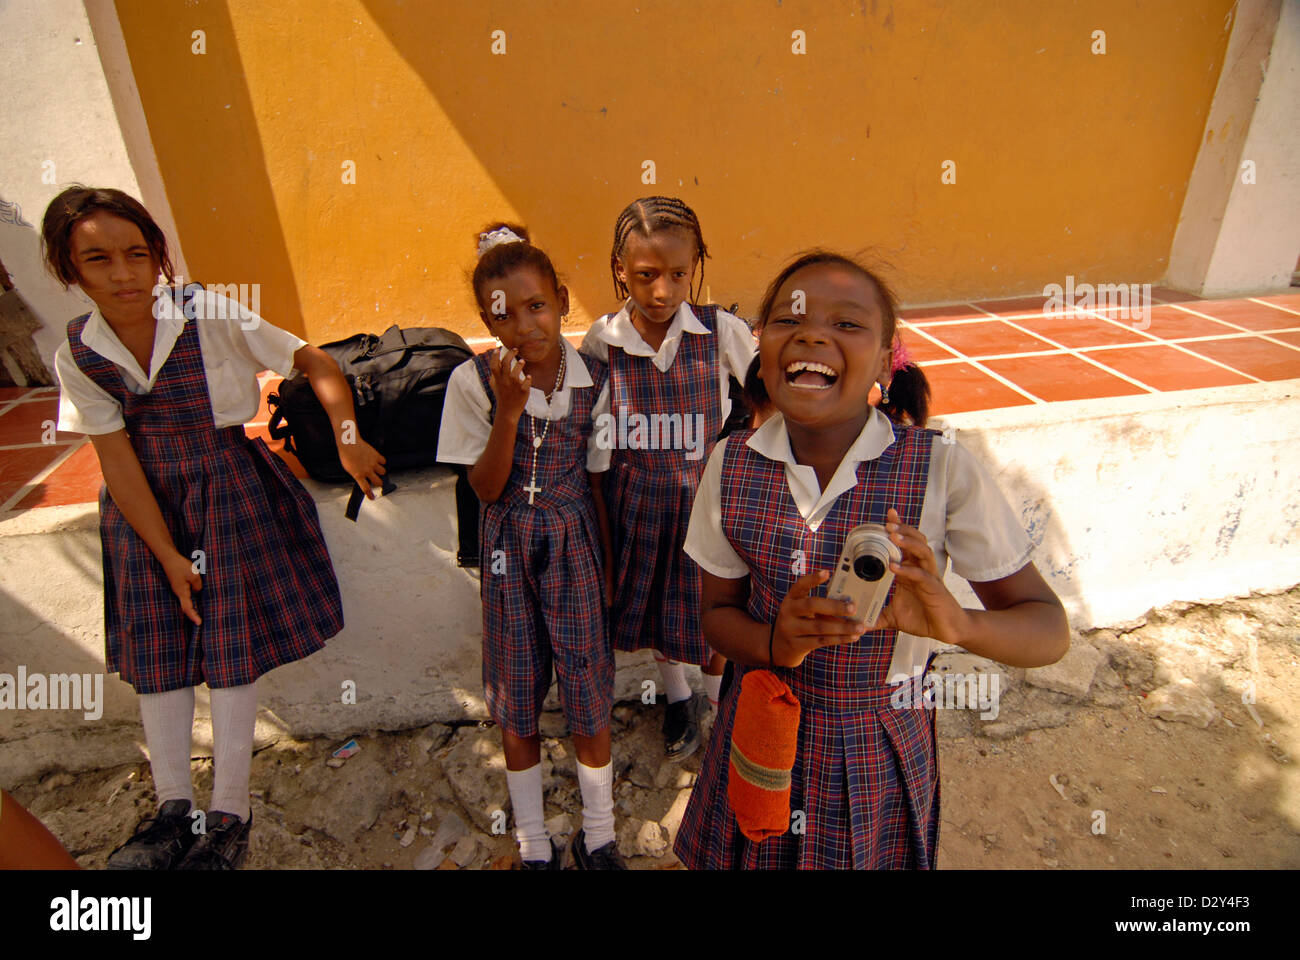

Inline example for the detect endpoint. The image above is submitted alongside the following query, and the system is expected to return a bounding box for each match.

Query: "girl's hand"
[339,437,387,500]
[161,551,202,626]
[770,570,866,668]
[871,507,971,645]
[487,348,532,421]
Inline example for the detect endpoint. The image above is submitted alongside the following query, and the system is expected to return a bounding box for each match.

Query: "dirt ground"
[10,588,1299,870]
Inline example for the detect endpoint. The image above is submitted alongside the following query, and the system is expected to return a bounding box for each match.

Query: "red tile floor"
[3,294,1298,513]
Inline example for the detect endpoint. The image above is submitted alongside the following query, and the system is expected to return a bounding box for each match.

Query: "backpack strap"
[452,463,480,567]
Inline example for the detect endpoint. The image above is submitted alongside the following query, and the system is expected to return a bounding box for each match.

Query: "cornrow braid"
[609,196,710,303]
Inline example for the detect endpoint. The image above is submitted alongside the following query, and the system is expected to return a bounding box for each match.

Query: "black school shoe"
[664,696,700,761]
[106,799,197,870]
[521,836,565,870]
[175,811,252,870]
[569,828,627,870]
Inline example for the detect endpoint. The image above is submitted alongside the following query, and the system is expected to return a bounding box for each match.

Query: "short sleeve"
[684,438,750,579]
[716,310,757,382]
[54,342,125,435]
[942,440,1034,583]
[199,291,307,378]
[586,377,612,473]
[579,327,610,363]
[437,360,493,465]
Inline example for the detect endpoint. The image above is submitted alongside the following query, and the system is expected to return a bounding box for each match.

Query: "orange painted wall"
[113,0,1236,342]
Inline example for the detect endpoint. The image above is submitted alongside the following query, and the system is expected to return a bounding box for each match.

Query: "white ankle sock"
[505,764,550,862]
[577,759,615,852]
[209,683,257,821]
[656,659,692,704]
[138,687,196,807]
[703,671,723,707]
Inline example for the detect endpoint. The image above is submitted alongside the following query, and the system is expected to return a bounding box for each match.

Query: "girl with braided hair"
[580,197,755,760]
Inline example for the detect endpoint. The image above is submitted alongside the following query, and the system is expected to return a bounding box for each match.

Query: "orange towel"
[727,669,801,842]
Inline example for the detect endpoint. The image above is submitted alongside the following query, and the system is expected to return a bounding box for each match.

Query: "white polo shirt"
[55,291,306,434]
[684,409,1035,678]
[579,300,756,424]
[437,337,613,472]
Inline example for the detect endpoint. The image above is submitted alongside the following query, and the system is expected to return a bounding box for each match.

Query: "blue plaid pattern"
[674,424,941,869]
[602,305,725,665]
[67,314,342,694]
[473,352,613,737]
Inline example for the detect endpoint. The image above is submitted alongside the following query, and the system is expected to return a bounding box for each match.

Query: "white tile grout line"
[1165,302,1276,330]
[0,387,50,419]
[0,441,81,452]
[1247,297,1300,318]
[0,435,90,514]
[990,317,1162,393]
[897,323,1044,405]
[901,303,1294,385]
[1257,333,1300,354]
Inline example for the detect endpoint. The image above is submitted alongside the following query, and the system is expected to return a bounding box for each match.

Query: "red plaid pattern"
[473,353,613,737]
[675,424,942,869]
[603,305,724,665]
[67,314,342,694]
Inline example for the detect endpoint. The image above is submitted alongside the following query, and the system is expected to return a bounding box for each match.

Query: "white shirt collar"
[497,336,594,419]
[558,336,593,389]
[746,409,897,530]
[594,300,709,371]
[79,295,185,390]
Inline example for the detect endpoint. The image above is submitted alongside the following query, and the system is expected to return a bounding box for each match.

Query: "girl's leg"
[702,652,727,710]
[209,682,258,821]
[138,686,197,807]
[653,651,692,704]
[655,651,698,759]
[571,728,610,767]
[502,731,549,861]
[572,728,614,852]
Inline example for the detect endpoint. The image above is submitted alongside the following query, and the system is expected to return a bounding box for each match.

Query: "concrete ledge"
[932,379,1300,626]
[2,378,1298,782]
[0,469,658,784]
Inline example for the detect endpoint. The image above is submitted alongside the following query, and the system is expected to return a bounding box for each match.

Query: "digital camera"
[825,523,901,625]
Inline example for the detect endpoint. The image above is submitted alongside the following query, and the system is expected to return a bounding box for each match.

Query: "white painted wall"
[0,0,138,371]
[1201,0,1300,294]
[0,0,186,378]
[1167,0,1300,296]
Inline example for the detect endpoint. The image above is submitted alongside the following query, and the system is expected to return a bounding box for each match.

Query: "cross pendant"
[524,479,542,505]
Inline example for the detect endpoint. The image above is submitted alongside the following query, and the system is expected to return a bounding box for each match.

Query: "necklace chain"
[524,349,566,506]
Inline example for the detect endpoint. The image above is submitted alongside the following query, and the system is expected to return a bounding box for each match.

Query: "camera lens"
[853,554,886,581]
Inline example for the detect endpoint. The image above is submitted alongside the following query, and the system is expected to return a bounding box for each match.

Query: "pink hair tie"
[890,335,913,374]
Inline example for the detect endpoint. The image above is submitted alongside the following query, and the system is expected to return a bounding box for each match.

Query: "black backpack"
[266,325,479,554]
[714,303,755,441]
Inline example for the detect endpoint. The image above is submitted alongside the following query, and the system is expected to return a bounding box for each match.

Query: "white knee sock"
[138,687,196,808]
[577,759,615,852]
[209,683,258,822]
[656,658,692,705]
[505,764,550,862]
[703,671,723,708]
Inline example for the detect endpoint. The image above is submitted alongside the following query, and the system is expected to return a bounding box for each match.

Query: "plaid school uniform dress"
[604,305,725,666]
[67,314,342,695]
[674,424,941,869]
[473,352,613,738]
